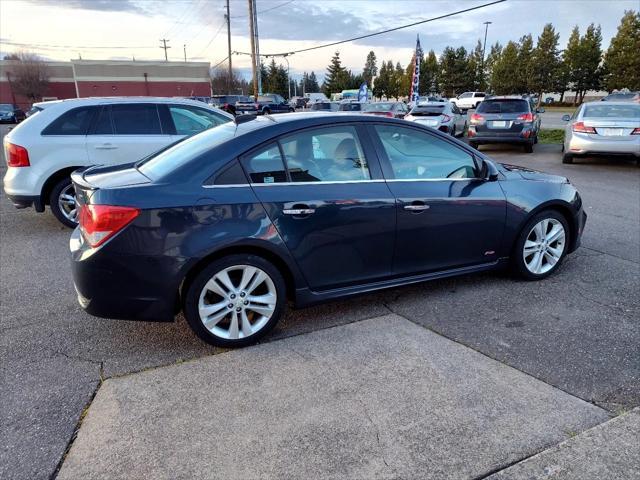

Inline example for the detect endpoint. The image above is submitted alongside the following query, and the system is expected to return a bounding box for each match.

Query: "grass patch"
[538,129,565,144]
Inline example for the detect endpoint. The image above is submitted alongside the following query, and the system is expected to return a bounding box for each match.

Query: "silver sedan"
[562,101,640,164]
[404,101,467,137]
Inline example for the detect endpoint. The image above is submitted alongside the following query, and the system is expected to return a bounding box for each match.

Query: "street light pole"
[481,21,492,86]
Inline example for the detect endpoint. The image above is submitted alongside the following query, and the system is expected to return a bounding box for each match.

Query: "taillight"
[6,142,30,167]
[631,128,640,135]
[255,103,260,109]
[385,112,394,117]
[517,112,534,122]
[441,114,452,122]
[572,122,596,134]
[470,113,485,125]
[79,204,139,248]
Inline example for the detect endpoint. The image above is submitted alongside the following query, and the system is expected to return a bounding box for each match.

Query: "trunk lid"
[71,163,151,206]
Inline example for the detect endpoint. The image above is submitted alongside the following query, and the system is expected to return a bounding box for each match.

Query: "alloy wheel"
[523,218,566,275]
[197,265,277,340]
[58,184,78,224]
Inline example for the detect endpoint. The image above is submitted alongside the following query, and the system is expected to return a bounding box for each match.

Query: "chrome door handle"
[404,204,430,211]
[283,208,315,215]
[96,144,118,150]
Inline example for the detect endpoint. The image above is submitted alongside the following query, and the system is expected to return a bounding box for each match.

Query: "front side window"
[241,143,288,184]
[374,124,476,180]
[42,106,95,135]
[280,126,370,182]
[459,93,472,99]
[111,104,162,135]
[169,105,228,135]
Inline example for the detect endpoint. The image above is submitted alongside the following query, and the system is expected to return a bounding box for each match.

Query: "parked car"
[209,95,249,115]
[362,102,408,118]
[0,104,26,124]
[449,92,486,111]
[337,102,364,112]
[404,102,466,136]
[69,113,586,348]
[184,96,211,104]
[3,97,233,227]
[235,94,295,115]
[305,93,329,103]
[600,91,640,103]
[309,102,340,112]
[468,96,544,153]
[289,97,307,109]
[561,101,640,164]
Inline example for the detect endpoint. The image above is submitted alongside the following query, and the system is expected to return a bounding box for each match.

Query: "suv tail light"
[6,142,30,167]
[517,112,534,122]
[631,128,640,135]
[572,122,596,134]
[79,204,139,248]
[470,113,485,125]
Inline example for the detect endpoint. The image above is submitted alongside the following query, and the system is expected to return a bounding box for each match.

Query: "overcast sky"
[0,0,637,81]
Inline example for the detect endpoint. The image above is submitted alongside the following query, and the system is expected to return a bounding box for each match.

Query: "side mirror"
[561,114,571,122]
[481,159,499,181]
[537,107,545,113]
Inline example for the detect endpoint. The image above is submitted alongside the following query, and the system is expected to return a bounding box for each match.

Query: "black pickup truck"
[235,93,295,115]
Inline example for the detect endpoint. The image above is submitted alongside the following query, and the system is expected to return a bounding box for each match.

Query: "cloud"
[26,0,148,14]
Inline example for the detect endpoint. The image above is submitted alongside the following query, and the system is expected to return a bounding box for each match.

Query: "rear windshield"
[583,104,640,118]
[476,100,529,114]
[338,103,362,111]
[311,103,338,111]
[137,123,237,179]
[410,105,445,116]
[0,104,13,112]
[363,103,394,112]
[604,93,637,101]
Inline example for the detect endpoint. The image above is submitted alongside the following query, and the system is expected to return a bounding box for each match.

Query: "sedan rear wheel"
[184,255,286,347]
[513,211,569,280]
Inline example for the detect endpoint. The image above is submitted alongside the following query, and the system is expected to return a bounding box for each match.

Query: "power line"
[237,0,506,57]
[195,21,226,58]
[230,0,294,19]
[0,40,157,50]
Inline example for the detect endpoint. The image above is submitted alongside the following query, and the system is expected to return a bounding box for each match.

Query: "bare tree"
[7,51,50,103]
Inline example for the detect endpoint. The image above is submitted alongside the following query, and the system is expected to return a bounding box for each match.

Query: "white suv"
[3,97,233,226]
[449,92,486,111]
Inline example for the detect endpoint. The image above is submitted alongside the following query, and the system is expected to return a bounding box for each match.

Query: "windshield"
[138,123,237,179]
[363,103,394,112]
[0,104,13,112]
[583,104,640,118]
[476,100,529,114]
[410,105,445,116]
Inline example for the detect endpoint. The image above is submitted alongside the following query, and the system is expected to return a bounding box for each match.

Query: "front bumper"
[70,228,180,322]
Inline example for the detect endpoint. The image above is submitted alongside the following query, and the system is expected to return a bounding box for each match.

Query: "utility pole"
[248,0,258,99]
[159,38,171,61]
[183,44,187,62]
[481,21,492,85]
[225,0,232,93]
[251,0,262,94]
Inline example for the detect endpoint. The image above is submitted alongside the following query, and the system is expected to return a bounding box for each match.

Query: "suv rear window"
[476,100,529,114]
[42,106,95,135]
[410,105,445,116]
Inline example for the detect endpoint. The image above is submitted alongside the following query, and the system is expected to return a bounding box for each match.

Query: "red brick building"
[0,59,211,110]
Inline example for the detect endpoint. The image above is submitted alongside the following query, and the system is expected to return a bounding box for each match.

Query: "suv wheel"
[263,108,271,115]
[562,153,574,164]
[512,211,569,280]
[184,254,286,348]
[50,177,79,228]
[524,141,534,153]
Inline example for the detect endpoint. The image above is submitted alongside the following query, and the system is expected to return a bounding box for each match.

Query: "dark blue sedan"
[70,113,586,347]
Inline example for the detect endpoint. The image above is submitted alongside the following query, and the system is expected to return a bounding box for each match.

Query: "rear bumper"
[4,193,44,211]
[469,132,535,144]
[567,134,640,157]
[70,228,180,322]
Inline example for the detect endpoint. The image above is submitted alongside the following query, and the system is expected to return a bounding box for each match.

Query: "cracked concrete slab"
[487,407,640,479]
[57,315,609,480]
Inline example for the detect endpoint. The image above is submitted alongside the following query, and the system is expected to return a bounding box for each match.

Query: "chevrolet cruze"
[70,113,586,347]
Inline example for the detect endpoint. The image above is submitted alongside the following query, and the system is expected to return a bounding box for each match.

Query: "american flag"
[409,35,423,104]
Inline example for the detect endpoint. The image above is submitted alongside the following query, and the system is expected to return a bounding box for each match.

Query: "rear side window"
[241,143,288,184]
[476,100,529,114]
[169,105,229,135]
[111,104,162,134]
[42,106,95,135]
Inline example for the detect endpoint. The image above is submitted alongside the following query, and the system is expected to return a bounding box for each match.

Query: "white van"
[3,97,233,227]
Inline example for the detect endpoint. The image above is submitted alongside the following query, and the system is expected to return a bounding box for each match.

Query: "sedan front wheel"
[513,211,569,280]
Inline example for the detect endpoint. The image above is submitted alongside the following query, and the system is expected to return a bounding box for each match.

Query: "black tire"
[184,254,286,348]
[512,210,569,281]
[49,176,78,228]
[469,141,479,150]
[524,141,534,153]
[562,153,574,164]
[450,124,456,136]
[263,108,271,115]
[289,107,295,113]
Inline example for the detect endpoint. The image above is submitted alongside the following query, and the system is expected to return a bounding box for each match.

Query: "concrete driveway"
[1,126,638,478]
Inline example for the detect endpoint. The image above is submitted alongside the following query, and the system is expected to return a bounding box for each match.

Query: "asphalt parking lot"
[1,124,638,479]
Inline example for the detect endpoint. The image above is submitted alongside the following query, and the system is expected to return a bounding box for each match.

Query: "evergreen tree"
[530,23,560,106]
[602,10,640,91]
[419,50,439,94]
[563,26,581,101]
[391,61,404,99]
[469,40,485,91]
[485,42,503,91]
[373,60,392,98]
[323,51,348,96]
[517,34,534,93]
[438,47,458,96]
[363,51,378,88]
[490,41,521,94]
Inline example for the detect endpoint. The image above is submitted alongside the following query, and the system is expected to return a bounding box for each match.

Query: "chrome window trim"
[252,179,387,187]
[386,178,476,182]
[202,178,478,188]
